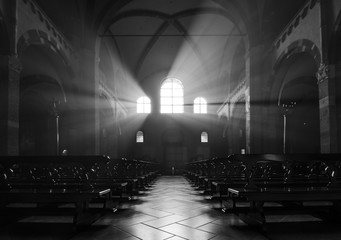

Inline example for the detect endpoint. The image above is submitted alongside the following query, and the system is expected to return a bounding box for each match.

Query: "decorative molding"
[20,0,76,58]
[316,62,329,84]
[273,0,317,50]
[217,78,246,118]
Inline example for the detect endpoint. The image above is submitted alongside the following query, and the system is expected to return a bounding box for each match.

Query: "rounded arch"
[17,30,76,104]
[17,29,70,66]
[273,39,321,72]
[271,51,319,106]
[19,75,65,155]
[18,31,73,155]
[270,50,320,154]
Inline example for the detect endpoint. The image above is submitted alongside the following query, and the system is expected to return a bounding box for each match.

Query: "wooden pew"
[98,158,160,199]
[0,155,117,226]
[211,158,248,201]
[225,154,341,230]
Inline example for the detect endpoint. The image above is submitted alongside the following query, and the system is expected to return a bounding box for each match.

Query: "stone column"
[7,55,22,155]
[316,63,337,152]
[77,47,100,155]
[245,44,265,153]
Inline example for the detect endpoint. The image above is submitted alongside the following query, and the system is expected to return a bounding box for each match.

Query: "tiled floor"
[1,175,341,239]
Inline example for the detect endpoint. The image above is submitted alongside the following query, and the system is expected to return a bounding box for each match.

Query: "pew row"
[185,154,341,229]
[225,154,341,229]
[0,155,160,226]
[0,188,111,226]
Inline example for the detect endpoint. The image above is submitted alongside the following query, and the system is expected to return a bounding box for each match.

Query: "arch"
[101,8,244,37]
[100,8,245,77]
[17,30,70,67]
[17,32,73,155]
[273,39,321,72]
[270,50,320,154]
[19,75,65,155]
[19,43,68,103]
[279,77,320,153]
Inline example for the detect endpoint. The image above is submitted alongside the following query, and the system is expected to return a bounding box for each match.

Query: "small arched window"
[136,131,144,143]
[160,78,184,113]
[194,97,207,114]
[201,131,208,143]
[137,96,151,113]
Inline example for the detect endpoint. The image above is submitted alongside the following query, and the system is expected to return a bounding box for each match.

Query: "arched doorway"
[18,41,69,155]
[275,52,320,153]
[20,77,65,155]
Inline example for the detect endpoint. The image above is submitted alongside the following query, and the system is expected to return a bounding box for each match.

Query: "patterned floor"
[1,175,341,239]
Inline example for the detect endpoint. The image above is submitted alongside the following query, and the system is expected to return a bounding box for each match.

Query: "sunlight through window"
[201,132,208,143]
[137,96,151,113]
[194,97,207,114]
[160,78,184,113]
[136,131,144,143]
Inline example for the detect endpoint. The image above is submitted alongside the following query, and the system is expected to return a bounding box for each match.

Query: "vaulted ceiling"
[35,0,307,105]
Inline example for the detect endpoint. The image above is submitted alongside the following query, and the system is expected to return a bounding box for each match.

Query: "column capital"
[316,62,329,84]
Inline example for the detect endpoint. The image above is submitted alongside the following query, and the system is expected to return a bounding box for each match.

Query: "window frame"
[136,131,144,143]
[137,96,151,114]
[160,77,184,114]
[201,131,208,143]
[194,97,207,114]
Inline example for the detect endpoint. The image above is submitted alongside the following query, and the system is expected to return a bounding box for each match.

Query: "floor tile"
[165,236,187,240]
[161,223,215,240]
[3,175,341,240]
[120,223,174,240]
[94,212,157,227]
[144,214,189,228]
[135,207,173,218]
[178,215,216,228]
[71,225,132,240]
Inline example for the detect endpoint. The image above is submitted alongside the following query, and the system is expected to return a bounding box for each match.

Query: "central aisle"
[72,176,266,240]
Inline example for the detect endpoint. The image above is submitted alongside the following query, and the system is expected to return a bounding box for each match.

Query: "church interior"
[2,0,341,239]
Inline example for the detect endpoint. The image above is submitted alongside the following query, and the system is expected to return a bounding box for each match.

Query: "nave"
[1,175,341,240]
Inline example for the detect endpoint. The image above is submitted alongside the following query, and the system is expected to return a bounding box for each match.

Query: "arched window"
[160,78,184,113]
[136,131,144,143]
[137,96,151,113]
[201,131,208,143]
[194,97,207,114]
